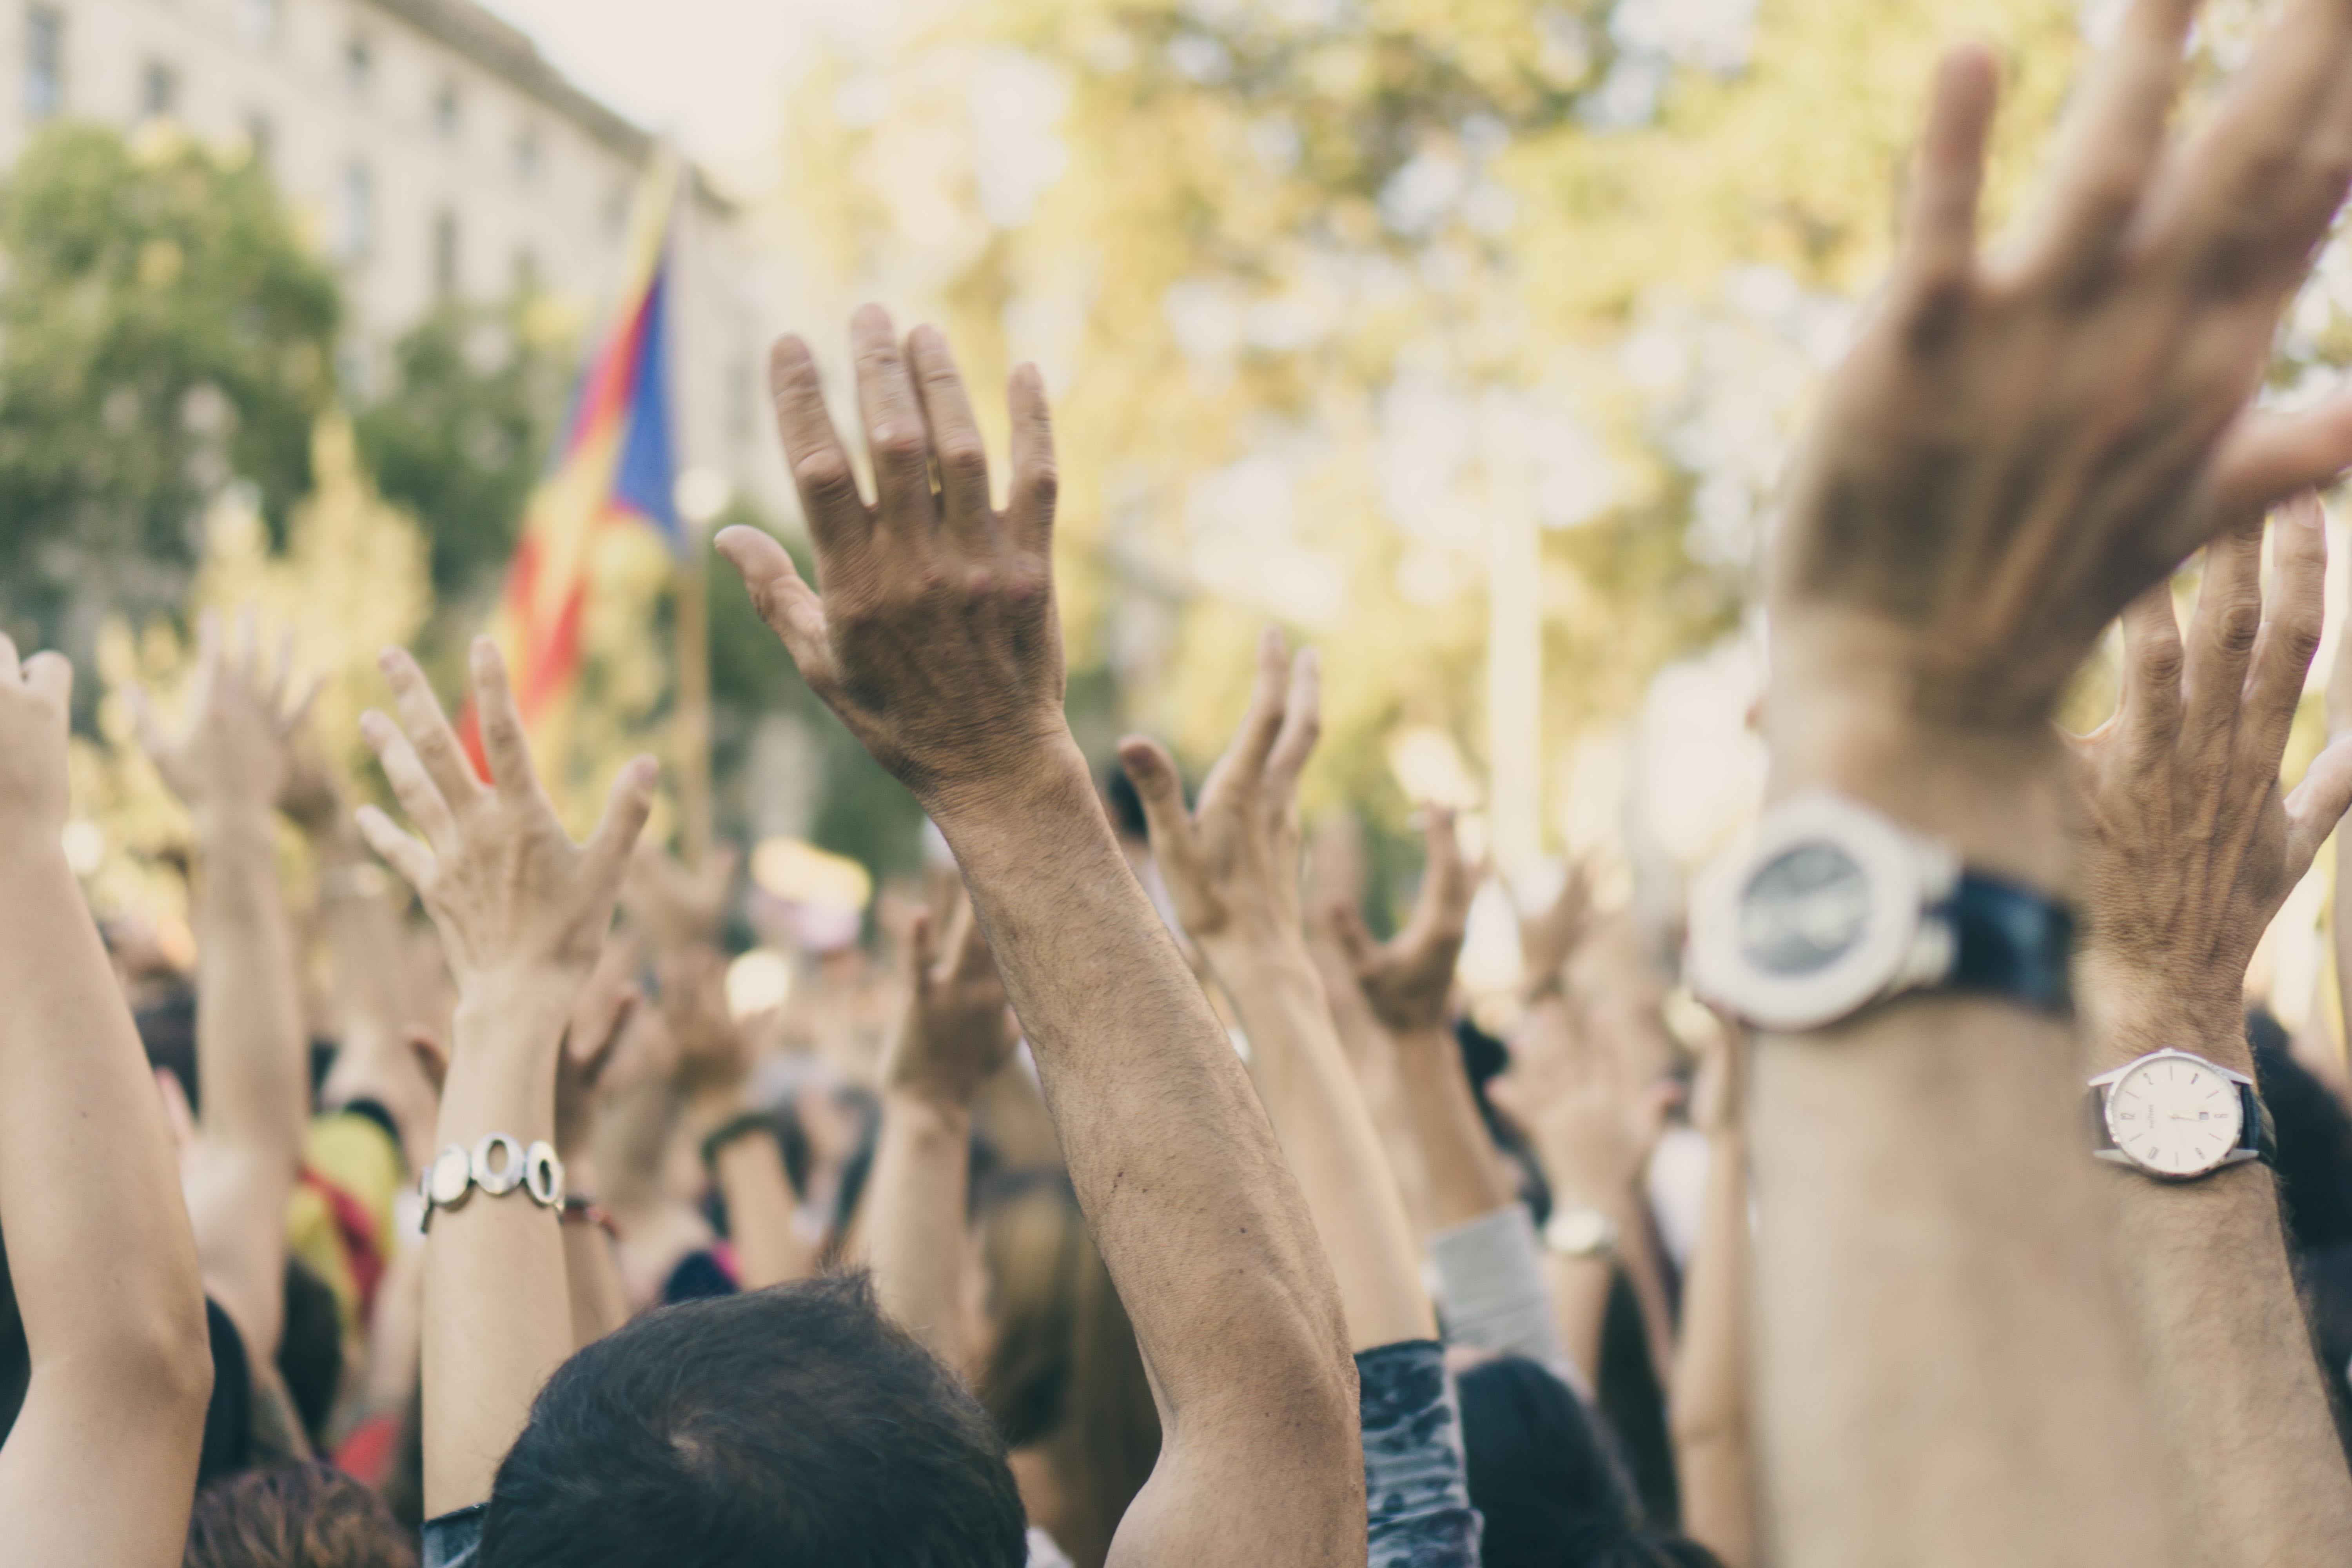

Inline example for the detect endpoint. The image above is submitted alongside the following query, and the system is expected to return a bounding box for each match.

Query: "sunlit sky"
[474,0,900,194]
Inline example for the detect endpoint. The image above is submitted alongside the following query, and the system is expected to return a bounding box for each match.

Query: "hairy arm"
[357,642,653,1514]
[0,642,213,1568]
[2072,503,2352,1565]
[718,309,1360,1566]
[1122,633,1432,1352]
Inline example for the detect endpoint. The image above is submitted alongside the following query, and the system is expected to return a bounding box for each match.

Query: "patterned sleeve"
[1357,1339,1484,1568]
[422,1504,486,1568]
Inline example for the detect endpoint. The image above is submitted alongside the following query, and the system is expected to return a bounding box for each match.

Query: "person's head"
[182,1462,416,1568]
[977,1171,1160,1566]
[477,1273,1027,1568]
[1456,1354,1724,1568]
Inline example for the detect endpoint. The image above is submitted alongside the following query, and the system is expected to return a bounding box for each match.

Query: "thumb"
[2287,733,2352,871]
[715,526,831,677]
[1118,736,1198,862]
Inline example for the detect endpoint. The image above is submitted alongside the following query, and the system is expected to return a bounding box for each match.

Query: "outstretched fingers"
[2287,733,2352,871]
[769,335,871,556]
[2180,520,2266,763]
[581,756,660,895]
[2203,387,2352,527]
[1264,646,1323,806]
[850,305,938,553]
[2117,582,2185,762]
[468,638,542,804]
[354,803,437,893]
[1401,807,1469,948]
[1118,735,1200,873]
[379,646,483,812]
[1893,46,1998,329]
[1200,627,1292,807]
[907,325,996,545]
[714,526,834,683]
[2010,0,2196,281]
[1004,363,1058,560]
[359,709,459,854]
[2241,494,2329,772]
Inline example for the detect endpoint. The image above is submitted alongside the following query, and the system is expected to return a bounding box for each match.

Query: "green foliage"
[354,298,575,596]
[0,123,339,633]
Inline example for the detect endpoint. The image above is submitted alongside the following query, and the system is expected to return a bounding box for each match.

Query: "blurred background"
[11,0,2352,1024]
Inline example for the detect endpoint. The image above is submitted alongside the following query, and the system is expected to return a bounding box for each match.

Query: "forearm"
[1753,720,2170,1568]
[1671,1129,1754,1568]
[0,838,211,1558]
[862,1092,977,1366]
[194,808,310,1160]
[2080,975,2352,1565]
[423,982,573,1515]
[313,825,438,1159]
[716,1131,815,1291]
[1214,945,1432,1351]
[561,1212,630,1351]
[930,748,1359,1533]
[1391,1025,1516,1232]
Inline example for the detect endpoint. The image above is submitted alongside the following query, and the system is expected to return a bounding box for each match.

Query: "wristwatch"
[1688,793,2073,1033]
[2089,1049,2274,1180]
[1542,1206,1621,1260]
[420,1134,565,1230]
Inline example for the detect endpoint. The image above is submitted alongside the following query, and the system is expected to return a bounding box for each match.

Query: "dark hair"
[279,1256,343,1450]
[183,1462,416,1568]
[1101,766,1149,842]
[1457,1354,1724,1568]
[478,1273,1027,1568]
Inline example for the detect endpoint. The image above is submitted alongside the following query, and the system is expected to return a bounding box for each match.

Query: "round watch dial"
[2106,1056,2244,1177]
[1737,842,1871,978]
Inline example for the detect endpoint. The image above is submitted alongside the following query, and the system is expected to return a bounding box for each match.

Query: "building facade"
[2,0,786,519]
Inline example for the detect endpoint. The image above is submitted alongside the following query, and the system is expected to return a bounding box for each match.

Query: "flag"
[465,150,683,769]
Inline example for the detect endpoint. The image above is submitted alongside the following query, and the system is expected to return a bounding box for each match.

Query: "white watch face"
[2106,1056,2244,1177]
[1738,842,1873,978]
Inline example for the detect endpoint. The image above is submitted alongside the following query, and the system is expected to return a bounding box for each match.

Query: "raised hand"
[1516,860,1593,1006]
[0,634,72,837]
[131,608,314,829]
[882,895,1017,1110]
[1117,627,1319,956]
[1772,17,2352,774]
[355,641,655,999]
[1328,808,1472,1036]
[556,931,642,1163]
[713,306,1066,811]
[624,841,740,958]
[2073,494,2352,1058]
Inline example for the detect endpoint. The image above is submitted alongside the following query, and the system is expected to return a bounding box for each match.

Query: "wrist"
[881,1088,974,1143]
[1200,930,1319,995]
[924,736,1098,856]
[1764,674,2069,889]
[2076,953,2248,1074]
[192,798,280,842]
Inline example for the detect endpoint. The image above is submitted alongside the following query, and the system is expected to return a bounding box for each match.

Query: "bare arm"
[134,612,312,1367]
[357,642,653,1515]
[554,939,637,1350]
[2070,500,2352,1566]
[862,897,1016,1367]
[0,640,213,1568]
[717,310,1360,1566]
[1739,6,2352,1557]
[1670,1026,1754,1568]
[1120,633,1432,1352]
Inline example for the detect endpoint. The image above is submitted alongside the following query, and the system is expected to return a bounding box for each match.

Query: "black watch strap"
[1936,871,2074,1014]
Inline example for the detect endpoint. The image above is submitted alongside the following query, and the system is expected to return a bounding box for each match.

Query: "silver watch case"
[2089,1049,2258,1180]
[1688,793,1960,1034]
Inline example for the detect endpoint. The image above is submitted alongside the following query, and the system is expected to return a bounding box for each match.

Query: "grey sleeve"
[422,1505,486,1568]
[1357,1339,1483,1568]
[1426,1203,1588,1395]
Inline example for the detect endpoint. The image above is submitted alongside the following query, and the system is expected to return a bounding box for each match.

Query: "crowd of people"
[15,2,2352,1563]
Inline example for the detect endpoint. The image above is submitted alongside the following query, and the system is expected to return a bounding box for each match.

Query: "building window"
[432,209,458,298]
[245,111,273,169]
[344,35,371,94]
[336,161,373,261]
[25,7,62,120]
[513,126,540,185]
[238,0,278,45]
[140,60,177,122]
[433,81,459,138]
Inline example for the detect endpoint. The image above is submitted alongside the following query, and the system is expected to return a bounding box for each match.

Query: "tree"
[354,296,575,597]
[0,123,339,639]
